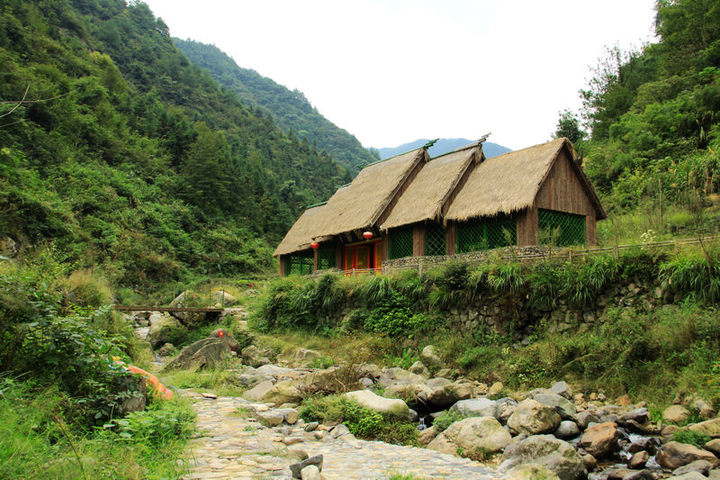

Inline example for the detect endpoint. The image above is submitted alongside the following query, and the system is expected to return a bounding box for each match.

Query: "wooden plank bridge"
[112,305,224,313]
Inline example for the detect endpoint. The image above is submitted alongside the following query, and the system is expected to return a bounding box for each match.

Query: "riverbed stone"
[344,389,410,419]
[628,451,649,469]
[428,416,512,456]
[408,361,430,377]
[554,420,580,439]
[501,434,586,480]
[664,405,692,424]
[580,422,619,458]
[420,345,443,369]
[673,459,714,477]
[656,441,719,469]
[506,463,561,480]
[533,393,577,419]
[300,465,321,480]
[507,399,562,435]
[450,398,499,419]
[690,418,720,438]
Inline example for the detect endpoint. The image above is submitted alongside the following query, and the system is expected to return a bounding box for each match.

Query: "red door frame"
[343,240,381,271]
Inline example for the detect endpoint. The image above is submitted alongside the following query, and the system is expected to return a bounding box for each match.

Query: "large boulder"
[427,416,511,457]
[580,422,619,458]
[420,345,444,369]
[656,441,719,470]
[242,380,275,402]
[689,418,720,438]
[169,291,206,326]
[507,399,562,435]
[426,380,474,409]
[664,405,692,424]
[533,393,577,419]
[241,345,273,367]
[211,289,237,306]
[343,390,410,419]
[257,379,303,406]
[506,464,561,480]
[502,434,586,480]
[450,398,499,419]
[148,313,181,347]
[162,329,238,370]
[377,367,427,388]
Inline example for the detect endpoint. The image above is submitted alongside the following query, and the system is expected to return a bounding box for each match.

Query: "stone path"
[180,392,506,480]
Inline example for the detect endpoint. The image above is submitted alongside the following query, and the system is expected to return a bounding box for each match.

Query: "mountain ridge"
[173,39,378,174]
[377,138,511,159]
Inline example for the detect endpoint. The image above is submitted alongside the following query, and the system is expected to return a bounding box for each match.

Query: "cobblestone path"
[180,392,507,480]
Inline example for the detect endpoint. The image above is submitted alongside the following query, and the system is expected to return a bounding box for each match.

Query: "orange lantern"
[310,242,320,249]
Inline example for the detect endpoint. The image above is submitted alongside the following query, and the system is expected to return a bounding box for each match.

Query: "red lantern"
[363,231,373,240]
[310,242,320,249]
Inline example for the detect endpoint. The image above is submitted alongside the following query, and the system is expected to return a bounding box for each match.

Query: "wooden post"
[413,224,426,257]
[313,247,318,272]
[446,222,456,255]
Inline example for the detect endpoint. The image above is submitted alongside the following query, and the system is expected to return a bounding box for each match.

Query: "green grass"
[160,362,246,397]
[0,379,194,479]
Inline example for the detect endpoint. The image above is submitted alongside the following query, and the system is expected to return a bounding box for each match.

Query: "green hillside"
[174,39,379,174]
[0,0,350,286]
[570,0,720,241]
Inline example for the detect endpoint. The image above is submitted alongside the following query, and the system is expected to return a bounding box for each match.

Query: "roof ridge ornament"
[423,138,439,149]
[477,132,491,145]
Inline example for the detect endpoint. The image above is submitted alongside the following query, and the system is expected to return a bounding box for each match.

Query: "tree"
[553,109,586,145]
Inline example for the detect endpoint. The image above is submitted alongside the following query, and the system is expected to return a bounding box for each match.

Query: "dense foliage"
[252,248,720,401]
[174,39,378,174]
[568,0,720,235]
[0,0,350,286]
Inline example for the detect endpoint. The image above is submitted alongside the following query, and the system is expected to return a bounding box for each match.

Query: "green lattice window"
[456,215,516,253]
[287,251,314,275]
[388,227,413,259]
[317,247,335,270]
[425,223,446,256]
[538,209,586,247]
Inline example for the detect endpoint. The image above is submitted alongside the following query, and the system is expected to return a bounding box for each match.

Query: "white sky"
[143,0,657,150]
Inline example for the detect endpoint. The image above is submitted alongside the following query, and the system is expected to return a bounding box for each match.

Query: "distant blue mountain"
[376,138,511,160]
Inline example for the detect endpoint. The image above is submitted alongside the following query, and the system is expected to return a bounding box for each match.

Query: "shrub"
[101,399,195,448]
[298,395,418,445]
[433,409,464,432]
[60,268,114,308]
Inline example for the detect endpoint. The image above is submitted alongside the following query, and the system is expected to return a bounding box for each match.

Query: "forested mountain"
[571,0,720,222]
[0,0,350,285]
[377,138,511,160]
[174,39,379,174]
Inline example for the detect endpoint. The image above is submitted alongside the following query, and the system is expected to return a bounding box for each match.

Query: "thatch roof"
[380,144,482,230]
[309,148,428,238]
[273,202,330,256]
[444,137,606,221]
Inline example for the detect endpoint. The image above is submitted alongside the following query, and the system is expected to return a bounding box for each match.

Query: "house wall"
[530,149,598,246]
[413,224,425,256]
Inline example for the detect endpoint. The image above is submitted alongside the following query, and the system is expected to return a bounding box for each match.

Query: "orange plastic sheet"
[112,357,174,400]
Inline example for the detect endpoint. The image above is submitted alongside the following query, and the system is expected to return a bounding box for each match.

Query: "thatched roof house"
[275,137,605,276]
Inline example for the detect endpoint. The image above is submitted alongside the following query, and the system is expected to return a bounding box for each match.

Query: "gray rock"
[276,408,299,425]
[242,380,275,402]
[289,455,323,479]
[300,465,321,480]
[533,393,577,419]
[673,460,714,477]
[359,377,374,388]
[507,399,562,435]
[241,345,272,367]
[502,434,586,480]
[574,411,601,429]
[554,420,580,439]
[211,289,237,306]
[163,330,239,371]
[428,416,512,456]
[450,398,499,419]
[664,405,692,424]
[550,381,573,400]
[505,463,561,480]
[344,390,410,419]
[705,438,720,456]
[420,345,443,369]
[304,422,319,432]
[148,313,181,347]
[329,424,351,439]
[408,361,430,377]
[257,411,284,427]
[623,470,656,480]
[619,408,649,425]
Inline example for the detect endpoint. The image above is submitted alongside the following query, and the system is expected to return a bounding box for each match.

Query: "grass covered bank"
[250,247,720,405]
[0,250,195,479]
